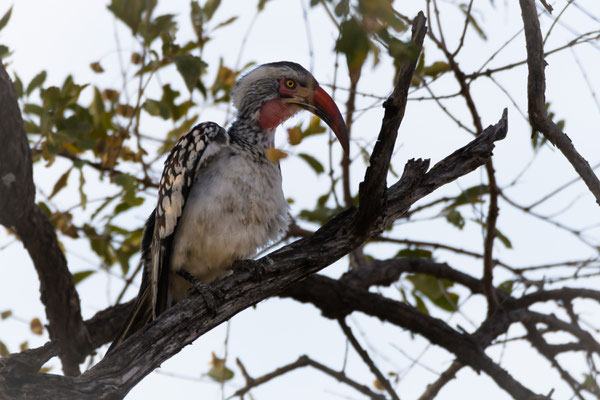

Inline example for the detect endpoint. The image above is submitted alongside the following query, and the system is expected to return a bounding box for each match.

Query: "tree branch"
[230,356,386,400]
[519,0,600,206]
[356,11,427,232]
[0,106,509,399]
[0,62,90,376]
[338,319,400,400]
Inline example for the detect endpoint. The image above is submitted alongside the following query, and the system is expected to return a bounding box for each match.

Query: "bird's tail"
[106,282,153,354]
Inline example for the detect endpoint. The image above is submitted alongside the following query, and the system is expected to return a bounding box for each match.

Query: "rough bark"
[0,108,509,400]
[0,62,91,376]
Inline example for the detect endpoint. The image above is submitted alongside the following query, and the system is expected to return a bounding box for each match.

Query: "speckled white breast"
[168,147,289,299]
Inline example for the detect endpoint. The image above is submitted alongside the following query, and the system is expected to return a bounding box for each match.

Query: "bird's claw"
[194,284,223,318]
[232,259,265,282]
[177,270,223,317]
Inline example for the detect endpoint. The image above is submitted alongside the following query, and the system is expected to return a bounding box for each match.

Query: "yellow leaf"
[90,61,104,73]
[101,89,119,102]
[30,318,43,335]
[0,310,11,319]
[116,104,136,118]
[61,142,82,155]
[373,378,385,391]
[287,126,302,145]
[266,147,288,164]
[19,341,28,351]
[130,52,142,65]
[0,341,8,357]
[49,168,72,199]
[207,352,234,383]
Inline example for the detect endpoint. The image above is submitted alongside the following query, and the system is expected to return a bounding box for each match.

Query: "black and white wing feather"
[108,122,228,352]
[151,122,228,317]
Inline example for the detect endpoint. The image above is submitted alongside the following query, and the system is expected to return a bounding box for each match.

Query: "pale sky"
[1,1,600,399]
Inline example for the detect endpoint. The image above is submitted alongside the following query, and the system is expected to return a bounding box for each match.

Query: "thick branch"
[519,0,600,206]
[0,107,509,399]
[0,63,90,375]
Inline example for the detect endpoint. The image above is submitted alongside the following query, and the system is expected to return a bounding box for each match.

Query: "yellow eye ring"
[285,79,296,89]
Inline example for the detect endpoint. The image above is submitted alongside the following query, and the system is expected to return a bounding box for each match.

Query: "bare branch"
[357,11,427,232]
[418,361,462,400]
[338,319,400,400]
[230,356,386,400]
[519,0,600,206]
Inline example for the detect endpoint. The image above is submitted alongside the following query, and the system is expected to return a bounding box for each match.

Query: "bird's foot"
[232,259,265,282]
[177,270,223,317]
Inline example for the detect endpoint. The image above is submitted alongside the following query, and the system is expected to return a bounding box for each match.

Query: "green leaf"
[395,248,432,259]
[49,168,72,199]
[498,280,513,294]
[58,116,93,138]
[142,14,177,44]
[114,197,144,214]
[72,270,95,285]
[257,0,273,11]
[26,71,47,96]
[116,248,131,275]
[143,99,170,119]
[78,169,87,210]
[302,116,326,138]
[423,61,450,78]
[175,55,206,92]
[38,202,52,217]
[474,220,513,249]
[0,341,8,357]
[90,87,106,128]
[203,0,221,21]
[212,16,238,31]
[12,73,22,98]
[445,209,465,229]
[190,1,204,39]
[358,0,405,31]
[407,273,458,312]
[431,291,458,312]
[0,44,10,59]
[334,0,349,17]
[387,37,420,64]
[583,374,600,391]
[412,293,429,315]
[298,153,324,175]
[459,4,487,41]
[495,228,512,249]
[450,185,488,208]
[336,18,369,75]
[407,274,445,299]
[107,0,157,34]
[0,6,12,32]
[23,103,43,116]
[299,204,343,225]
[207,353,234,382]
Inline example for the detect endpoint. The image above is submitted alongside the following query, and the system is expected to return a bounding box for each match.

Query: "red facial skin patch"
[258,98,298,130]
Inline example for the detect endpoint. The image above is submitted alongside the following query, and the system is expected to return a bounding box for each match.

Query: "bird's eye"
[285,79,296,89]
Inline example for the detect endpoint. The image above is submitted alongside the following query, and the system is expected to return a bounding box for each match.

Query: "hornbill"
[109,61,349,351]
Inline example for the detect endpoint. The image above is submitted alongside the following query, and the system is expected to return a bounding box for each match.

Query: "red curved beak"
[312,86,350,155]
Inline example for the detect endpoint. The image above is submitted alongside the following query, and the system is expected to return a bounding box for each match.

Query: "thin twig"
[230,356,385,400]
[338,319,400,400]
